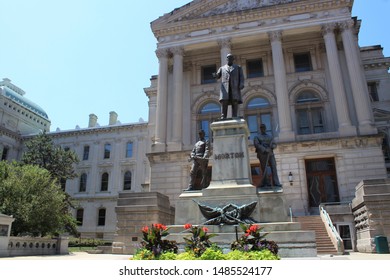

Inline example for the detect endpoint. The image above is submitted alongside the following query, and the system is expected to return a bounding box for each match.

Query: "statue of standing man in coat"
[214,53,245,119]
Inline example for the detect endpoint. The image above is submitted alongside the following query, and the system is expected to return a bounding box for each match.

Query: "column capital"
[170,46,185,56]
[268,30,283,42]
[321,23,337,36]
[155,48,169,58]
[338,20,355,32]
[217,38,231,49]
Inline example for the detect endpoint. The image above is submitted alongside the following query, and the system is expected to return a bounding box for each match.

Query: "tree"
[0,161,77,236]
[21,131,79,183]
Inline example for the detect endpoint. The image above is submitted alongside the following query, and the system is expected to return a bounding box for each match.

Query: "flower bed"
[131,223,280,260]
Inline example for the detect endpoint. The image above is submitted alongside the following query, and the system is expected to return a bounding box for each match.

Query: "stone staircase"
[294,215,338,255]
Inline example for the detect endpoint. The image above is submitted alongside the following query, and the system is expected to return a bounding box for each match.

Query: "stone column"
[322,23,356,137]
[169,46,184,151]
[218,38,231,64]
[339,20,377,135]
[154,48,169,151]
[269,31,294,141]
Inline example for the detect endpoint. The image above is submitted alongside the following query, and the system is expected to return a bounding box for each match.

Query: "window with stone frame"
[295,91,325,135]
[83,145,90,160]
[198,102,220,140]
[367,82,379,102]
[104,143,111,159]
[201,64,216,84]
[100,172,109,192]
[79,173,87,192]
[76,208,84,226]
[246,58,264,78]
[126,141,133,158]
[294,52,312,72]
[123,171,132,190]
[97,208,106,226]
[245,97,273,141]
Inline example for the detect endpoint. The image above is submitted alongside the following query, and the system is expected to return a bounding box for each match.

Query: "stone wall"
[352,179,390,253]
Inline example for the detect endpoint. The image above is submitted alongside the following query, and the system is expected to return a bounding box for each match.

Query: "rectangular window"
[294,53,312,72]
[126,142,133,158]
[98,209,106,226]
[246,59,264,78]
[101,173,109,192]
[83,145,90,160]
[368,82,379,102]
[79,174,87,192]
[201,65,216,84]
[104,144,111,159]
[297,108,324,135]
[76,209,84,226]
[1,147,9,161]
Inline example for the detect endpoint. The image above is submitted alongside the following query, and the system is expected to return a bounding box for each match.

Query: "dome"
[3,89,49,119]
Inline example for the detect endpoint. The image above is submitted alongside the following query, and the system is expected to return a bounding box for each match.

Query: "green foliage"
[22,131,79,182]
[231,224,279,255]
[183,223,218,257]
[199,247,225,260]
[132,248,279,260]
[225,249,280,260]
[0,161,77,236]
[140,224,178,258]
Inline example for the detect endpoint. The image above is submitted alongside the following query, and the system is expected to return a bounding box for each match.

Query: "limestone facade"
[47,117,150,240]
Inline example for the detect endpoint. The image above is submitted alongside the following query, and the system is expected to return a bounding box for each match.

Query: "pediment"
[151,0,300,34]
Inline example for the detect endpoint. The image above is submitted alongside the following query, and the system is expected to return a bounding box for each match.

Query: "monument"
[176,118,287,225]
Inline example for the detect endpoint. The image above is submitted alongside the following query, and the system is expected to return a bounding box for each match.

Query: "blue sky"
[1,1,389,131]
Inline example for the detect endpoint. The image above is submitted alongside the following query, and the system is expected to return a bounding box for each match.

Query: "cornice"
[25,123,149,139]
[152,0,353,38]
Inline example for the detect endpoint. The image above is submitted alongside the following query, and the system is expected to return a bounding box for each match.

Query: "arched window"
[245,97,272,140]
[296,91,324,135]
[198,102,220,140]
[79,173,87,192]
[123,171,132,190]
[101,172,109,192]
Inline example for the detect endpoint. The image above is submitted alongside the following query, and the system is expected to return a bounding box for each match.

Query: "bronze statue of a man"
[254,124,281,188]
[214,53,245,119]
[186,129,210,191]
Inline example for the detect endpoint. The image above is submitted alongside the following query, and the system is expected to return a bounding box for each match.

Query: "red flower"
[141,226,149,233]
[202,227,209,233]
[154,223,167,231]
[184,223,192,230]
[249,225,258,232]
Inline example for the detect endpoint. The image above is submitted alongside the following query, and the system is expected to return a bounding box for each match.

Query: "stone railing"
[6,236,69,257]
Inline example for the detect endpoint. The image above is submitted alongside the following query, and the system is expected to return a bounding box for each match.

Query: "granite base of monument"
[172,119,317,257]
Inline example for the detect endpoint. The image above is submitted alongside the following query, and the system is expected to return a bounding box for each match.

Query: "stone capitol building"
[1,0,390,254]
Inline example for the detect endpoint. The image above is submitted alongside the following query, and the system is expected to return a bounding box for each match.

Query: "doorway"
[305,158,340,208]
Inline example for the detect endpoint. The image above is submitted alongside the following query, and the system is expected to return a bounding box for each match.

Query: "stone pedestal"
[114,192,175,254]
[352,179,390,253]
[175,119,288,225]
